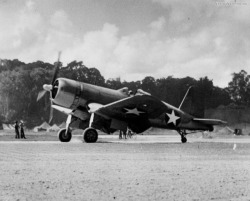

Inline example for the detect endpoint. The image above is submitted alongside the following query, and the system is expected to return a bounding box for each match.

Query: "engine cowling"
[51,78,82,109]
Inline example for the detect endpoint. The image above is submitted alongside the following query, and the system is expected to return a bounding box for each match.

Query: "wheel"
[83,128,98,143]
[181,136,187,143]
[58,128,72,142]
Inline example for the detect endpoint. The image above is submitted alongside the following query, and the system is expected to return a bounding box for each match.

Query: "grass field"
[0,138,250,200]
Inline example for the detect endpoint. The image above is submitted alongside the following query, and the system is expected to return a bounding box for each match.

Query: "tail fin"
[180,86,207,118]
[178,86,193,109]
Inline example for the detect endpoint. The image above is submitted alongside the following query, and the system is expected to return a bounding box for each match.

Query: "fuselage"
[52,78,128,108]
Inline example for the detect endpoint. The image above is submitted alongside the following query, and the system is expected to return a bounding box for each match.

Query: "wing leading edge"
[193,118,227,125]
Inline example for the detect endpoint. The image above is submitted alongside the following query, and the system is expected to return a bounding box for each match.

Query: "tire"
[181,136,187,143]
[58,128,72,142]
[83,128,98,143]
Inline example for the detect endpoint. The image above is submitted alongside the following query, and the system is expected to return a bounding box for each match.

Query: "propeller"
[37,52,61,101]
[51,51,61,84]
[37,52,62,123]
[49,101,54,124]
[37,90,47,102]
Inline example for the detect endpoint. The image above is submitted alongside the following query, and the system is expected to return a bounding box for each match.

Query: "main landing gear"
[83,128,98,143]
[58,128,72,142]
[177,129,187,143]
[58,114,72,143]
[58,113,99,143]
[82,113,98,143]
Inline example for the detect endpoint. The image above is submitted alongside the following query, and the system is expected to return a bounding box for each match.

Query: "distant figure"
[127,127,133,138]
[20,121,26,139]
[119,130,123,139]
[123,130,127,139]
[234,129,242,136]
[14,121,20,139]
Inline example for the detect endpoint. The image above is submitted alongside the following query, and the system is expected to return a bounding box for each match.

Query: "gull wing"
[94,95,167,121]
[93,95,168,133]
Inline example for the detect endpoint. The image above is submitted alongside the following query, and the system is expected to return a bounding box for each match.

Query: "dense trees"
[0,58,248,127]
[227,70,250,106]
[0,60,55,126]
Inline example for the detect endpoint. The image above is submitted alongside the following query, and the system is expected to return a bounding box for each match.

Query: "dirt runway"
[0,136,250,201]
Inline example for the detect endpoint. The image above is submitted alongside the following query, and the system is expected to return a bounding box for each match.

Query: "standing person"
[123,129,127,139]
[20,121,26,139]
[119,130,123,139]
[127,127,132,138]
[14,121,20,139]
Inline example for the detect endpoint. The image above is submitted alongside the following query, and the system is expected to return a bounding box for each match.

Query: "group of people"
[14,120,26,139]
[119,127,134,139]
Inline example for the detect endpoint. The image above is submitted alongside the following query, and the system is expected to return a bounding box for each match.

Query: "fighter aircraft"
[38,54,226,143]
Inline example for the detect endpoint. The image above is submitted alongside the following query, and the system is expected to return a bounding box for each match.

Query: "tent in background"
[33,122,50,132]
[59,122,66,128]
[3,124,12,130]
[8,124,14,130]
[47,124,60,132]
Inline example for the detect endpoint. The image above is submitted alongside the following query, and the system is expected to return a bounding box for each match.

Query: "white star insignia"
[166,110,180,126]
[124,108,145,116]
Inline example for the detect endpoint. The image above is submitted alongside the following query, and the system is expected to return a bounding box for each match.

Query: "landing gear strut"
[58,114,73,142]
[177,130,187,143]
[82,113,98,143]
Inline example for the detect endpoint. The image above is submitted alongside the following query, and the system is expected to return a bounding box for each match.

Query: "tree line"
[0,59,249,128]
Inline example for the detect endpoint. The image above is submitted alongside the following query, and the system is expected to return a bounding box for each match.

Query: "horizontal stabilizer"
[193,118,227,125]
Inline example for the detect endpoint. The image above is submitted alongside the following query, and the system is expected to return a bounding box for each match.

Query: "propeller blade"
[37,90,47,102]
[49,100,54,123]
[51,51,61,85]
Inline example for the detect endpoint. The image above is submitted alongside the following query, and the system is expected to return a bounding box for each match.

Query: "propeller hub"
[43,84,53,91]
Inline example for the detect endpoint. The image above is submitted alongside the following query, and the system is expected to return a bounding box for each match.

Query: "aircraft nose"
[51,78,80,108]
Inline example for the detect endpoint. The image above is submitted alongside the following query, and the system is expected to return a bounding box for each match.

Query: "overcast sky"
[0,0,249,87]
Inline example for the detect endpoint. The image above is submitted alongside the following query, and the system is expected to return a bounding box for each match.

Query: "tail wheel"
[58,128,72,142]
[178,129,187,143]
[83,128,98,143]
[181,136,187,143]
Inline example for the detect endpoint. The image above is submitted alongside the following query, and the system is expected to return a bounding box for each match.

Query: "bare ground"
[0,135,250,201]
